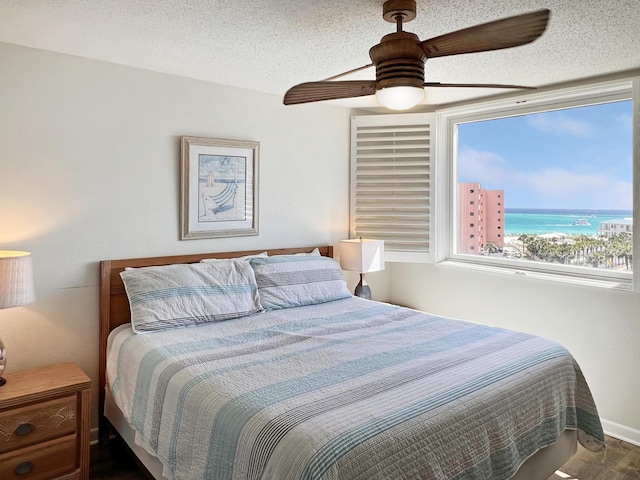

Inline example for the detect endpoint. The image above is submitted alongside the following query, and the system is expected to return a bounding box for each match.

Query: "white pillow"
[268,248,320,257]
[200,252,267,263]
[250,255,351,310]
[294,247,320,256]
[120,259,262,333]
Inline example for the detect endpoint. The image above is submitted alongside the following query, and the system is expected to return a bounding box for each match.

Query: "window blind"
[350,113,434,262]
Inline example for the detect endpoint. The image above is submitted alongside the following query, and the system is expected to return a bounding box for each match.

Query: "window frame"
[434,78,639,291]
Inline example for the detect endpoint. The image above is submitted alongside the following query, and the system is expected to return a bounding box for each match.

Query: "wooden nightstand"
[0,363,91,480]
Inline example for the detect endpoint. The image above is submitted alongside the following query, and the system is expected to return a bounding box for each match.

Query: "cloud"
[458,147,632,210]
[614,112,633,132]
[527,112,593,136]
[458,147,508,185]
[516,168,631,209]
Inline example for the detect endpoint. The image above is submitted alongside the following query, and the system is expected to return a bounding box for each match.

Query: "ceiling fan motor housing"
[369,32,426,90]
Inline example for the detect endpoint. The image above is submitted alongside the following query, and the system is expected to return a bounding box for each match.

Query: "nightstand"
[0,363,91,480]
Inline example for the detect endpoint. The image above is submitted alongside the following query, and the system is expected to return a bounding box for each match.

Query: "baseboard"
[602,419,640,447]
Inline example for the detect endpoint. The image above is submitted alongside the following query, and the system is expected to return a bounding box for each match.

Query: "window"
[436,79,639,290]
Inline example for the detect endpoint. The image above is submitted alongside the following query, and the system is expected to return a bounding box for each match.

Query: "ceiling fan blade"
[424,82,536,90]
[419,9,550,58]
[323,64,374,81]
[284,81,377,105]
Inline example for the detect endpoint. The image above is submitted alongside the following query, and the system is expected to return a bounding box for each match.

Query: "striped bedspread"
[106,297,604,480]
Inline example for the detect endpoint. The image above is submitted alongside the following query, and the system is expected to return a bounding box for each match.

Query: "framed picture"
[181,136,259,239]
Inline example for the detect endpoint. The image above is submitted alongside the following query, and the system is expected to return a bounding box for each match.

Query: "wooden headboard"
[98,245,333,441]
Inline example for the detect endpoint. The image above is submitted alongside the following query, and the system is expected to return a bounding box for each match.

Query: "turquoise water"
[504,209,632,236]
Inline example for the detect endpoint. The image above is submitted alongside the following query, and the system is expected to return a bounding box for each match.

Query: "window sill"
[438,258,634,292]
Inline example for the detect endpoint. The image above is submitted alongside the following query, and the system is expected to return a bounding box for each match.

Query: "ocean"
[504,208,632,236]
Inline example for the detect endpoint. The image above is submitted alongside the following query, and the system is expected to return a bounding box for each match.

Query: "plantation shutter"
[350,113,435,263]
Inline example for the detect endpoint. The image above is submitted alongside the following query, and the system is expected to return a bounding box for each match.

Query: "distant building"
[458,182,505,254]
[598,217,633,238]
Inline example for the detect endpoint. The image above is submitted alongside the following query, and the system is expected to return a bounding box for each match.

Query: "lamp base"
[354,274,372,300]
[0,337,6,387]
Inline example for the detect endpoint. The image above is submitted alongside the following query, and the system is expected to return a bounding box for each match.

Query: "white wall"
[388,262,640,445]
[0,42,353,429]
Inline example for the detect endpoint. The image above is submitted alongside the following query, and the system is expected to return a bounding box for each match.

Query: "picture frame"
[180,136,259,240]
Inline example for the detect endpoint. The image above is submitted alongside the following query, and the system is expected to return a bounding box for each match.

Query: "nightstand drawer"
[0,434,77,480]
[0,395,77,453]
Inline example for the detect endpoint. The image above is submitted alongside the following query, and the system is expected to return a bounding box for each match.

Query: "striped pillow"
[120,259,262,333]
[250,255,351,310]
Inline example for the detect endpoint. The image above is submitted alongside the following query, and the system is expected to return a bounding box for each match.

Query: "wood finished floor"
[549,437,640,480]
[90,435,640,480]
[90,437,146,480]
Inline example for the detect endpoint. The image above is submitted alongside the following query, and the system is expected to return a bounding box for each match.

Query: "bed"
[98,246,604,480]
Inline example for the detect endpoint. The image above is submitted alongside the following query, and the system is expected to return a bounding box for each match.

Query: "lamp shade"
[339,239,385,273]
[375,86,425,110]
[0,251,35,309]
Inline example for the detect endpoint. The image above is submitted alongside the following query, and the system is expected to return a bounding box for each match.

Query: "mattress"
[106,296,604,480]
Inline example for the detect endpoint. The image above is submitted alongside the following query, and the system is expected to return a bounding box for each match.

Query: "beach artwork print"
[180,136,258,240]
[198,154,247,223]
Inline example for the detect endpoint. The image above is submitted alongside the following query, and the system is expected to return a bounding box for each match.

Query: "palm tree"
[586,252,605,268]
[608,232,633,270]
[553,243,574,264]
[484,241,499,254]
[573,235,590,265]
[521,235,546,261]
[517,234,532,258]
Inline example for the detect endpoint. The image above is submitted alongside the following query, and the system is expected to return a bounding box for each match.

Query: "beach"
[503,208,631,236]
[485,209,634,269]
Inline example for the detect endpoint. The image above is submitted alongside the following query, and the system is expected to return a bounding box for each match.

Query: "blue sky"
[457,100,633,210]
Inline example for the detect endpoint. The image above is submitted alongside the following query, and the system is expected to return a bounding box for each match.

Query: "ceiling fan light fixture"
[375,85,425,110]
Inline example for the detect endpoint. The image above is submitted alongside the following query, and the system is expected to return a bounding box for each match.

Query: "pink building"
[458,183,504,255]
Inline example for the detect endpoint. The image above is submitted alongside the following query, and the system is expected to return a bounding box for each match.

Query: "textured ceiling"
[0,1,638,109]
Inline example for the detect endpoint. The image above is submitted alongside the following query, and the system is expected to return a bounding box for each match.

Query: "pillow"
[293,247,320,256]
[120,259,262,333]
[200,252,267,263]
[269,248,320,257]
[250,255,351,310]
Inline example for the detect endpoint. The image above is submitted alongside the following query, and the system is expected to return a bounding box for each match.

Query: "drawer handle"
[15,423,33,436]
[15,461,33,475]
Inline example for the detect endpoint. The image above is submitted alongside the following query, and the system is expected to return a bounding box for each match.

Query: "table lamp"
[339,238,385,299]
[0,251,35,386]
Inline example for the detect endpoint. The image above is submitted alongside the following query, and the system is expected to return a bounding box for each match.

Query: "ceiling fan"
[283,0,550,110]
